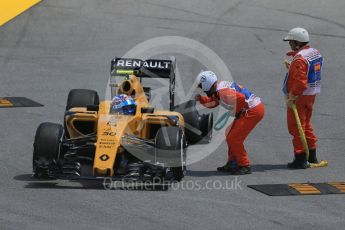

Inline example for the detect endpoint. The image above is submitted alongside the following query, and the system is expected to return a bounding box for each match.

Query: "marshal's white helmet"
[197,70,218,92]
[283,27,309,43]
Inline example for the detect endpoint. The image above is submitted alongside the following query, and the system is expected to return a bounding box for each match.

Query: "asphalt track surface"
[1,0,345,229]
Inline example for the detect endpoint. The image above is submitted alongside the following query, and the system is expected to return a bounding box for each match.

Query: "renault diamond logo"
[100,154,110,161]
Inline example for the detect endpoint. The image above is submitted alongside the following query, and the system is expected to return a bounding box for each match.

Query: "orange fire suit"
[284,45,322,154]
[200,82,265,167]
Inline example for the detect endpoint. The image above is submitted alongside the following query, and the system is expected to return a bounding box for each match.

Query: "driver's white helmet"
[197,70,218,92]
[283,27,310,43]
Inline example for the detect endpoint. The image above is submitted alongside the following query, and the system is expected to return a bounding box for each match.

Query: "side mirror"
[87,104,99,111]
[141,107,154,113]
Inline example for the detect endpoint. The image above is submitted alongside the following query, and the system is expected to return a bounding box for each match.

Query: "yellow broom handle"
[291,104,309,159]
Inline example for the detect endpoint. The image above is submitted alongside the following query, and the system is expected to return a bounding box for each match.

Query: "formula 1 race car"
[32,57,213,183]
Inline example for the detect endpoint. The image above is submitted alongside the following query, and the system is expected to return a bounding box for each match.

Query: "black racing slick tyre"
[155,127,187,181]
[174,100,213,144]
[200,113,213,143]
[33,122,63,176]
[66,89,99,111]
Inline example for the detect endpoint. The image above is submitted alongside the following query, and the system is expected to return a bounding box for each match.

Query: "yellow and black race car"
[32,57,213,182]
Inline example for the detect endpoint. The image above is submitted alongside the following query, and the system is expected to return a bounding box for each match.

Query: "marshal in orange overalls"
[199,81,265,167]
[283,45,322,155]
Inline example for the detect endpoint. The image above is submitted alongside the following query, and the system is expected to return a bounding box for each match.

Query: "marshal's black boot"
[231,166,252,175]
[287,153,309,169]
[217,160,237,173]
[308,149,318,163]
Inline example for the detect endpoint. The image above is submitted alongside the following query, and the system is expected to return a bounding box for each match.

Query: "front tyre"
[155,127,187,181]
[33,122,64,177]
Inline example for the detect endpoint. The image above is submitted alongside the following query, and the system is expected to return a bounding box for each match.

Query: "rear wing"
[110,57,176,111]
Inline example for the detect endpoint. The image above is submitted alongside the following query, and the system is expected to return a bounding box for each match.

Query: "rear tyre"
[155,127,186,181]
[65,89,99,137]
[66,89,99,111]
[33,122,64,177]
[200,113,213,143]
[174,100,200,144]
[174,100,213,144]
